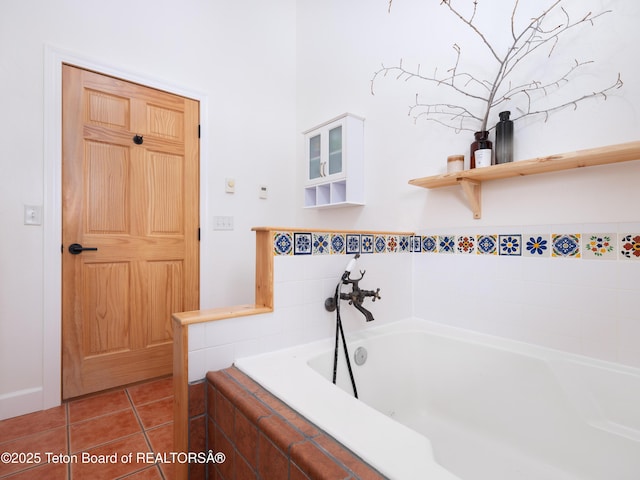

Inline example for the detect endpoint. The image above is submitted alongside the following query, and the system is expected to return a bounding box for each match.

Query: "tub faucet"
[325,255,381,322]
[339,270,381,322]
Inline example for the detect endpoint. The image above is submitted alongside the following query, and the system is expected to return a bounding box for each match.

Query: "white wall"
[295,0,640,230]
[0,0,296,419]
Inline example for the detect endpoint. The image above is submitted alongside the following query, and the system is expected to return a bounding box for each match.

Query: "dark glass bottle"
[470,131,492,168]
[495,111,513,164]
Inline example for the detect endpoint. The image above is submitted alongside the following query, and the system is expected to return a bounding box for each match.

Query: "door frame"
[43,45,211,408]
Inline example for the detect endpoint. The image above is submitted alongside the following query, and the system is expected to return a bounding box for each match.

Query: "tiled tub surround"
[174,224,639,477]
[237,318,640,480]
[187,230,415,382]
[414,223,640,368]
[205,366,384,479]
[173,227,414,478]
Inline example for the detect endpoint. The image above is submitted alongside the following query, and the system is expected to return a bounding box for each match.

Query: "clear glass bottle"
[495,111,513,164]
[470,131,492,168]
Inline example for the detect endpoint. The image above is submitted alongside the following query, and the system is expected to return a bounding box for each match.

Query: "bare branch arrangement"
[373,0,623,133]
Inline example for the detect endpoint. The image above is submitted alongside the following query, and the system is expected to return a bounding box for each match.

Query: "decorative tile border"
[273,231,414,256]
[273,229,640,261]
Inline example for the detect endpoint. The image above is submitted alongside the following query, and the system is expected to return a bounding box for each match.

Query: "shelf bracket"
[458,179,481,219]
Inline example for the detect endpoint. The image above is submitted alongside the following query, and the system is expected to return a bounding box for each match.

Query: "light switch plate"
[24,205,42,225]
[213,216,234,231]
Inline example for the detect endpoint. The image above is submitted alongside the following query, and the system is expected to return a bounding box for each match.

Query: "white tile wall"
[188,252,413,381]
[189,222,639,382]
[414,223,640,367]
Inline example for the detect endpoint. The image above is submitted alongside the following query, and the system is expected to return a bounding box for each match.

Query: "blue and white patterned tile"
[552,234,581,258]
[411,235,422,253]
[386,235,399,253]
[273,231,292,255]
[399,235,410,253]
[498,234,522,256]
[476,235,497,255]
[293,232,312,255]
[374,235,386,253]
[523,234,550,258]
[438,235,456,254]
[620,233,640,261]
[456,235,475,254]
[422,235,437,253]
[312,233,331,255]
[346,234,360,254]
[361,234,374,254]
[582,233,616,260]
[331,233,345,254]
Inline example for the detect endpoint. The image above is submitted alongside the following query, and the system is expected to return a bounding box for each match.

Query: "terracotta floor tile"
[2,460,69,479]
[0,405,67,444]
[145,422,173,454]
[68,390,131,424]
[69,408,141,453]
[70,433,150,480]
[122,465,164,479]
[127,377,173,406]
[0,426,67,477]
[134,397,174,430]
[2,376,176,479]
[146,423,176,480]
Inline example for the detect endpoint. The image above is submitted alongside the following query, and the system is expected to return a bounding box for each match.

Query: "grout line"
[124,388,168,480]
[124,389,149,445]
[119,464,166,480]
[69,432,143,457]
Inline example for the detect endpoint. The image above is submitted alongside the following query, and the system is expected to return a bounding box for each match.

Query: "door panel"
[62,65,199,399]
[85,141,129,233]
[83,262,131,355]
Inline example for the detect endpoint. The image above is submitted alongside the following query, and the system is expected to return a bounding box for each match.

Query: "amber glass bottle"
[470,131,492,168]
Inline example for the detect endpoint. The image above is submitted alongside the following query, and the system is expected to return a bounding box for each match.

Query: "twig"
[372,0,621,133]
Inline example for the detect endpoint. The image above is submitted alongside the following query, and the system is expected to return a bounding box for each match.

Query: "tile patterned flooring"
[0,377,175,479]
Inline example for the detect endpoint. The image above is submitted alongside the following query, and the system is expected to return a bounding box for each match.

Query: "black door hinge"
[198,125,201,139]
[198,227,201,241]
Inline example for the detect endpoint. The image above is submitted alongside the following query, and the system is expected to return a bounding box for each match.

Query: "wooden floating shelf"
[409,140,640,219]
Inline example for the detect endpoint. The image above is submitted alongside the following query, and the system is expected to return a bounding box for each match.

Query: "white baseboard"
[0,387,45,421]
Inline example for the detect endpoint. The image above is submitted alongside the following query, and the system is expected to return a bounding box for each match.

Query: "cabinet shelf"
[409,141,640,219]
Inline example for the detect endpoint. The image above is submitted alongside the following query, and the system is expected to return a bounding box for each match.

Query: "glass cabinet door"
[328,125,342,175]
[309,134,321,180]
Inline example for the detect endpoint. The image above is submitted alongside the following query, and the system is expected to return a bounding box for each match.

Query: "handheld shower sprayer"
[342,253,360,280]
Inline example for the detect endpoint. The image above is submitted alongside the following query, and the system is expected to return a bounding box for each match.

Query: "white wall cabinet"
[303,113,364,208]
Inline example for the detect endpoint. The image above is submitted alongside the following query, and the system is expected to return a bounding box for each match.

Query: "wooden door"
[61,65,199,399]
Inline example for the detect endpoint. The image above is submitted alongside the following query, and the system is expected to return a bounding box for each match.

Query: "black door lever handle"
[68,243,98,255]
